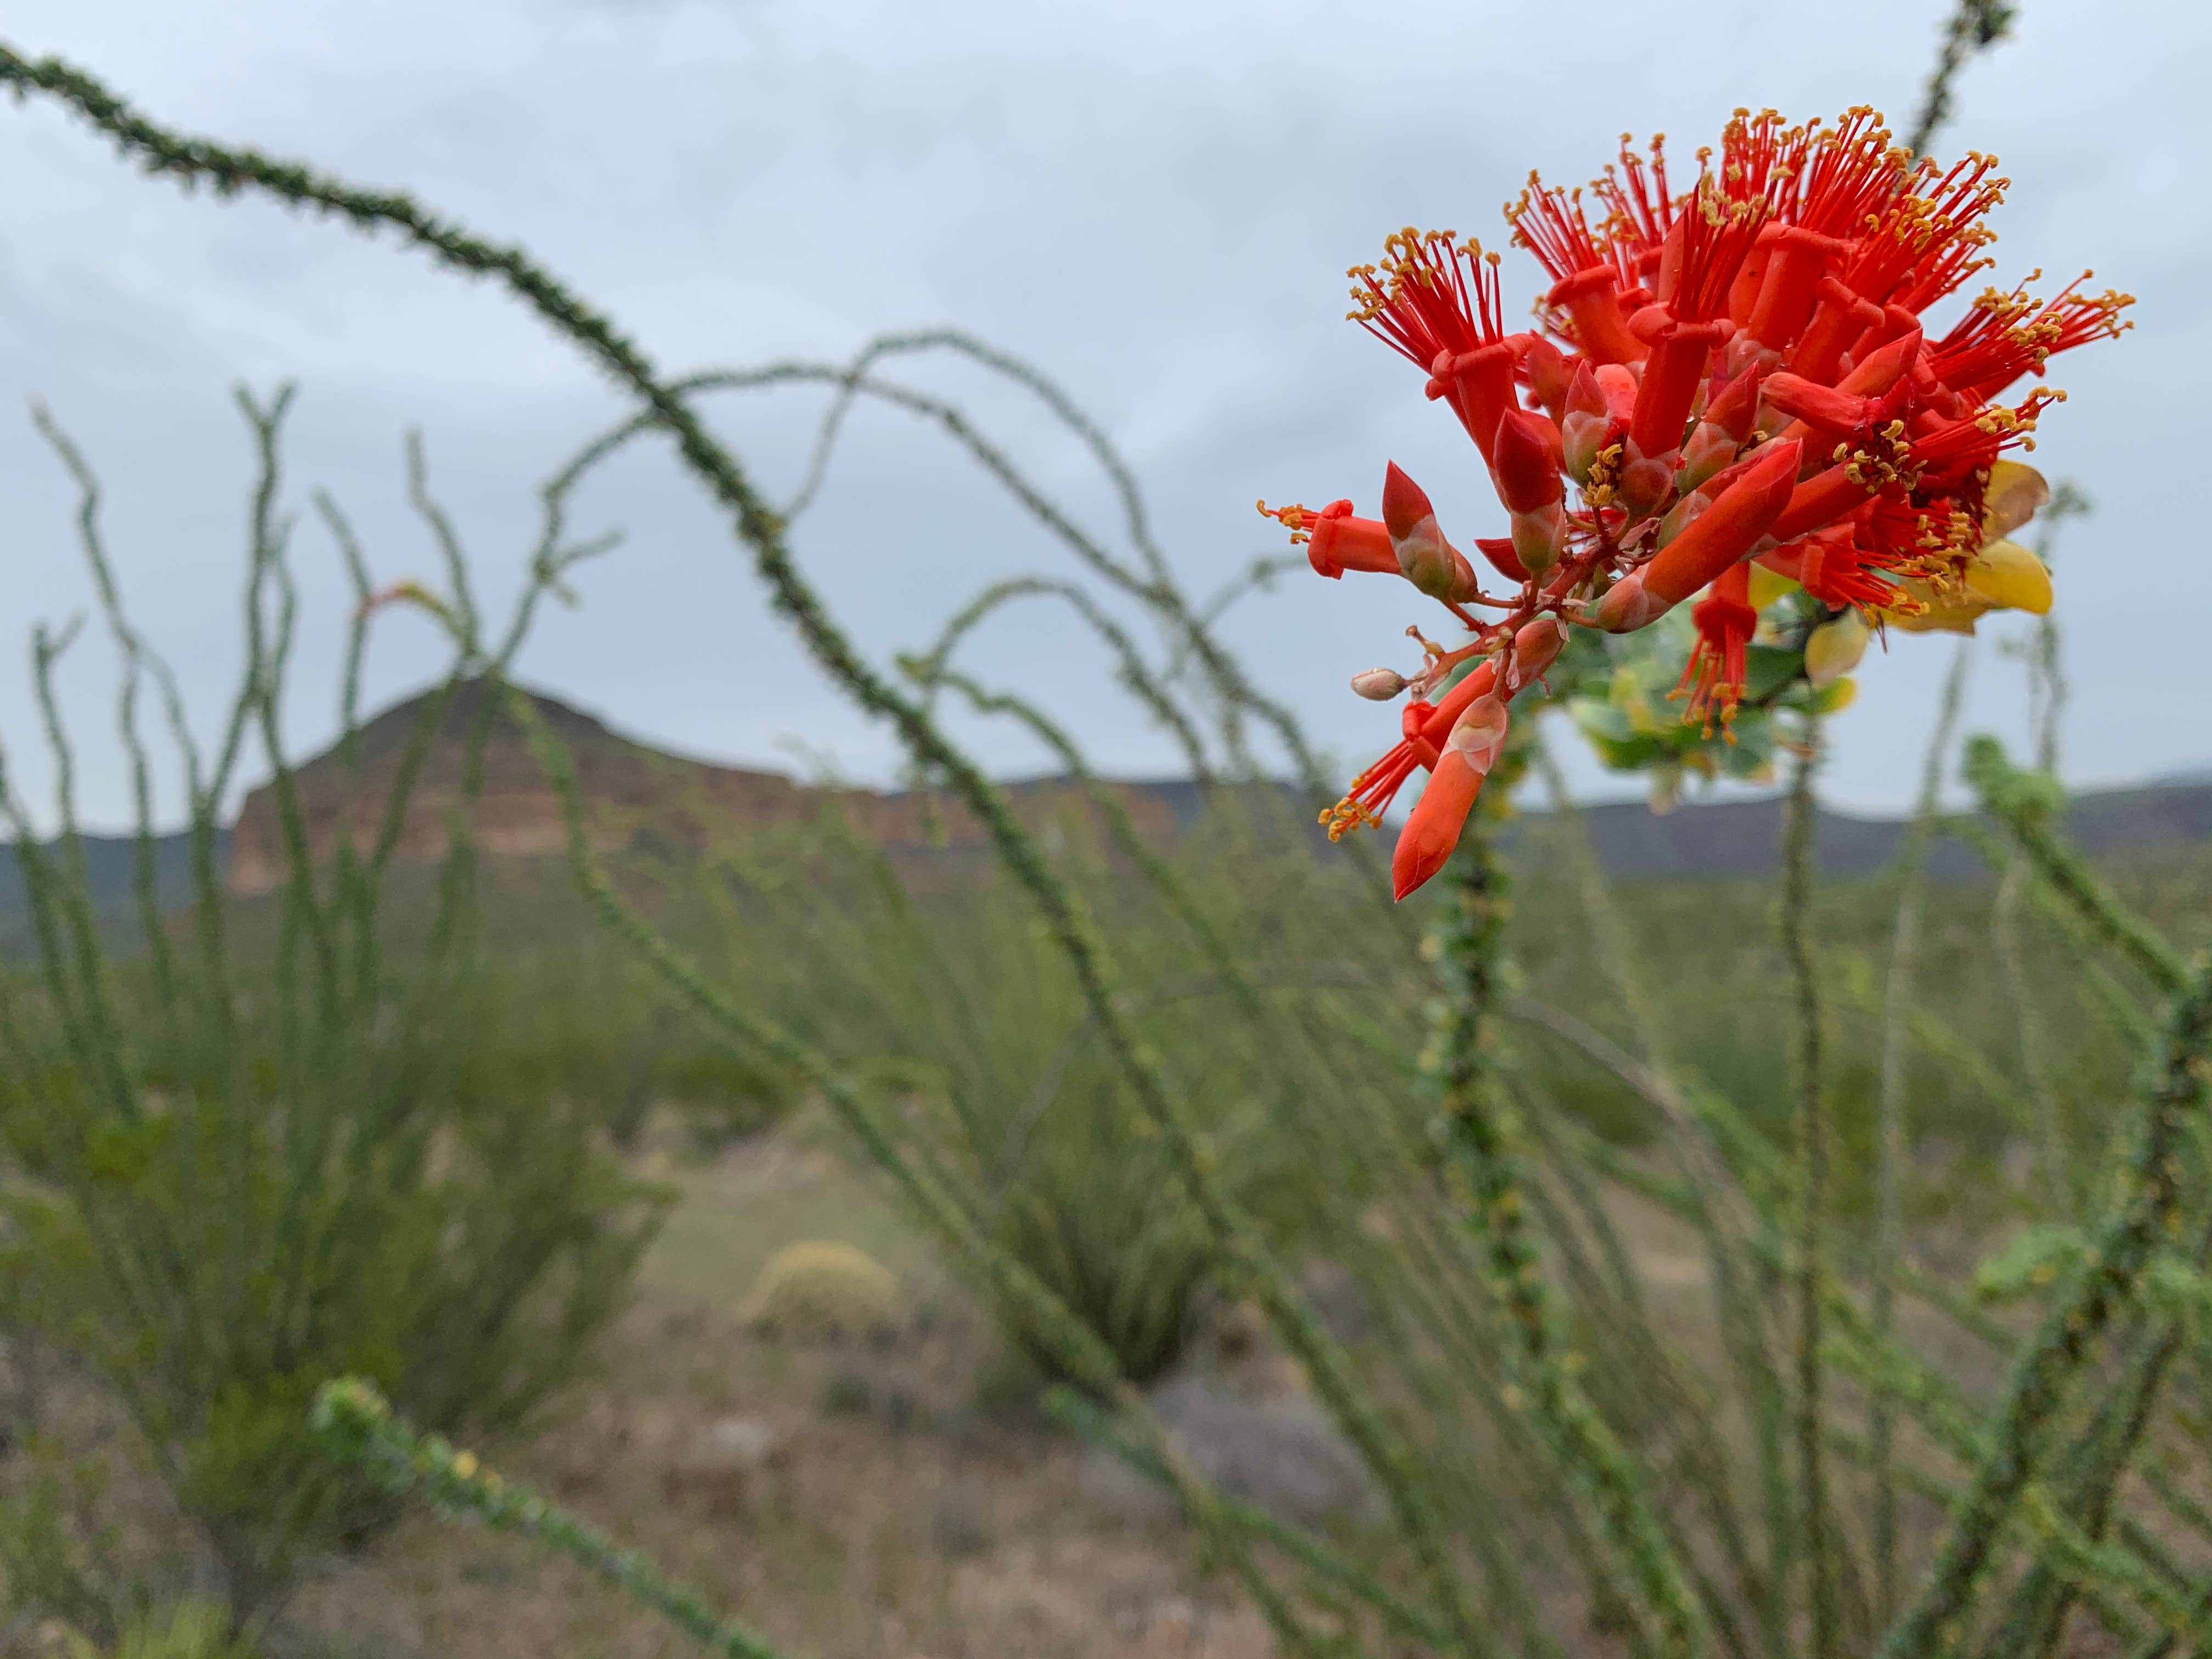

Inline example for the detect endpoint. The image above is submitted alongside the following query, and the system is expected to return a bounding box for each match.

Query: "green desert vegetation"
[6,4,2212,1657]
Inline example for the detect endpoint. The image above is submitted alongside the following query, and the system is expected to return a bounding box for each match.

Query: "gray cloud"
[0,0,2199,831]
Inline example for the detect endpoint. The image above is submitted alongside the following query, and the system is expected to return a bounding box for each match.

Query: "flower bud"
[1617,444,1675,518]
[1381,462,1460,600]
[1639,438,1802,604]
[1562,411,1611,485]
[1350,668,1410,701]
[1523,335,1571,421]
[1592,567,1666,633]
[1835,327,1922,398]
[1760,372,1874,437]
[1491,408,1566,512]
[1510,503,1568,578]
[1655,489,1705,550]
[1679,422,1743,492]
[1392,752,1481,901]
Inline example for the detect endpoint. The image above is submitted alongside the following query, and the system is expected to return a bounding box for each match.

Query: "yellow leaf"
[1963,538,2053,616]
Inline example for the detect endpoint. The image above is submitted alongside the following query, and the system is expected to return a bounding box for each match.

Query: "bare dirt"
[287,1115,1284,1659]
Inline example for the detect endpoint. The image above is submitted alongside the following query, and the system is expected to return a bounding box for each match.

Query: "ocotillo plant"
[11,4,2212,1657]
[0,393,666,1621]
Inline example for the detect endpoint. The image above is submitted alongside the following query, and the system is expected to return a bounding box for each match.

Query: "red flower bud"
[1522,335,1571,420]
[1835,327,1922,398]
[1702,363,1764,443]
[1511,504,1568,577]
[1381,462,1437,545]
[1392,749,1482,899]
[1490,408,1565,512]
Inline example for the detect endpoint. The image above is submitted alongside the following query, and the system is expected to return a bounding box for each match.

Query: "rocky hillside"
[224,679,1207,899]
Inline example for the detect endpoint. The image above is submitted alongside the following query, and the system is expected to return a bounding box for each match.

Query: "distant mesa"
[224,678,1207,899]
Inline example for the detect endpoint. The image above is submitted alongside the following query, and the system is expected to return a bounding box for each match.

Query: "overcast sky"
[0,0,2202,831]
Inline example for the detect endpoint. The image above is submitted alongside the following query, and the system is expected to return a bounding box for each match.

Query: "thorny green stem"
[312,1380,793,1659]
[1432,821,1709,1659]
[1905,0,2017,156]
[1780,724,1836,1659]
[1878,950,2212,1659]
[1531,730,1790,1656]
[1993,856,2067,1209]
[1965,736,2189,997]
[1872,639,1972,1622]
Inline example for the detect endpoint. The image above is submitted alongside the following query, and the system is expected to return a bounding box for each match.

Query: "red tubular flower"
[1393,693,1510,899]
[1267,106,2129,899]
[1747,225,1852,352]
[1629,314,1732,461]
[1321,661,1503,842]
[1256,499,1398,579]
[1350,230,1521,460]
[1677,561,1758,732]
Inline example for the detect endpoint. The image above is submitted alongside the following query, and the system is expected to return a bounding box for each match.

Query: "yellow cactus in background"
[738,1242,901,1340]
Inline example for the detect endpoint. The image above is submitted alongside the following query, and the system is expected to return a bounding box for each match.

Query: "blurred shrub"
[0,914,669,1616]
[0,402,669,1620]
[648,793,1385,1389]
[65,1601,259,1659]
[445,939,795,1151]
[0,1442,158,1652]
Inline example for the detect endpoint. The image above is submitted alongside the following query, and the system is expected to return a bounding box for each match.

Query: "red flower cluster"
[1263,108,2130,899]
